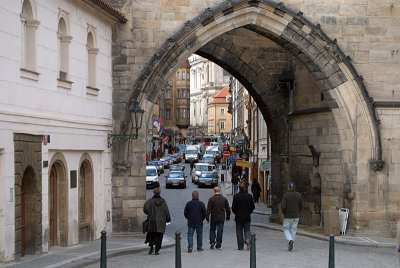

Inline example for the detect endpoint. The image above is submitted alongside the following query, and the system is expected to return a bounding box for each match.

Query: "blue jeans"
[209,221,224,247]
[232,184,239,195]
[283,218,299,241]
[187,226,203,250]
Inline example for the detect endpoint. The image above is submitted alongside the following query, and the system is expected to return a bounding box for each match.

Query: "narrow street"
[86,163,398,268]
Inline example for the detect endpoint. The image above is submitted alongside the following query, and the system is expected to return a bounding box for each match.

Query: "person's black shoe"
[288,240,294,251]
[238,248,243,250]
[188,248,192,253]
[210,244,214,249]
[148,247,154,254]
[155,250,159,255]
[197,248,203,251]
[215,244,221,249]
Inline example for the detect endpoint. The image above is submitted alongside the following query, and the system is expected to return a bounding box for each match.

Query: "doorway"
[78,160,93,242]
[20,167,37,256]
[48,161,68,247]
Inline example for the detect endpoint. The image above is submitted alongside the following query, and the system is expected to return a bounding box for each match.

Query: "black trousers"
[147,232,164,251]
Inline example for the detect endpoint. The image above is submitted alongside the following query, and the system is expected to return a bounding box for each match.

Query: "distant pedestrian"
[206,186,231,249]
[190,160,195,172]
[240,174,249,193]
[281,181,303,252]
[232,184,255,250]
[251,178,261,203]
[231,172,239,195]
[143,187,171,255]
[184,191,207,253]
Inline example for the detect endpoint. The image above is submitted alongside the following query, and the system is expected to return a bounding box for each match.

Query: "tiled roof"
[82,0,127,23]
[208,87,230,105]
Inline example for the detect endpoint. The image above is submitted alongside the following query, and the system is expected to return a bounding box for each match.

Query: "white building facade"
[0,0,126,262]
[188,54,230,136]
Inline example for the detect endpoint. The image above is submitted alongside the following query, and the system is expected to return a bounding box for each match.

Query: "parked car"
[160,156,174,169]
[170,164,185,172]
[192,163,217,184]
[146,166,159,189]
[146,160,164,175]
[165,171,186,189]
[198,171,218,188]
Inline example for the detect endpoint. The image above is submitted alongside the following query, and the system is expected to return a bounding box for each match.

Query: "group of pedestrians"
[143,177,303,255]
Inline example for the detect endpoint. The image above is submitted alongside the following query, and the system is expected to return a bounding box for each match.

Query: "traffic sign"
[223,151,230,159]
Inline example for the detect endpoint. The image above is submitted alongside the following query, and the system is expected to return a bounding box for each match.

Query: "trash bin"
[220,173,224,182]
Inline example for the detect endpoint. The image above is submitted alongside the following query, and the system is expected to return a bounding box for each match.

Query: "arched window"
[86,30,99,94]
[57,16,71,81]
[21,0,39,75]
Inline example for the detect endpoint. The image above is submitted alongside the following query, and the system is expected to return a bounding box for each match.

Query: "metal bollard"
[100,230,107,268]
[175,232,182,268]
[328,235,335,268]
[250,233,256,268]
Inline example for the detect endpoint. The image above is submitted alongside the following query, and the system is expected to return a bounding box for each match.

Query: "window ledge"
[57,79,73,90]
[86,86,99,96]
[20,68,40,81]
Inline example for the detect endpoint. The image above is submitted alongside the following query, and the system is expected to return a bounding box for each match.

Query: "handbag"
[142,219,149,233]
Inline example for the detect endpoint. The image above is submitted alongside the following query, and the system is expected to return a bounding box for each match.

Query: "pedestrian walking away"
[206,186,231,250]
[281,181,303,252]
[232,184,255,250]
[251,178,261,203]
[143,187,171,255]
[241,174,249,192]
[231,172,239,195]
[184,191,207,253]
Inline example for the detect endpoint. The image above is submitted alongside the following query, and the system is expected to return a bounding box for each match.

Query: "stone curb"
[251,223,397,249]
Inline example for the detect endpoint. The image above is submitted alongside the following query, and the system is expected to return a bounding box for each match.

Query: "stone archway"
[14,134,42,260]
[112,0,383,232]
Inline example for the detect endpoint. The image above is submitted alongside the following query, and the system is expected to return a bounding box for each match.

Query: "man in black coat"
[232,184,255,250]
[184,191,207,252]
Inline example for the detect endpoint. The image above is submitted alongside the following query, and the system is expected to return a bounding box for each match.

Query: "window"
[57,15,72,83]
[176,71,180,80]
[87,30,98,92]
[166,89,172,99]
[21,0,39,74]
[166,109,171,119]
[220,121,225,130]
[182,89,187,98]
[220,108,225,115]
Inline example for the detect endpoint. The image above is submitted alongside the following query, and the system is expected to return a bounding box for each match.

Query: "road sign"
[236,160,251,168]
[230,146,235,152]
[223,151,230,159]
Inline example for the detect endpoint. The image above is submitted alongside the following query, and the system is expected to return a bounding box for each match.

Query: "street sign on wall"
[260,160,271,171]
[223,151,230,159]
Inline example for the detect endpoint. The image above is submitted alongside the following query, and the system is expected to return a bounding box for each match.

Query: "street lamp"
[107,101,145,147]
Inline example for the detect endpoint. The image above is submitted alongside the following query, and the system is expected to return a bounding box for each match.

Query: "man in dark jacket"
[281,181,303,252]
[206,186,231,249]
[184,191,206,252]
[143,187,171,255]
[232,184,255,250]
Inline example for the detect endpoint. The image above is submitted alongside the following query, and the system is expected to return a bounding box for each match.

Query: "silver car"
[192,163,216,184]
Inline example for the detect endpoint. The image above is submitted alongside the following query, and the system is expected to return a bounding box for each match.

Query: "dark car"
[170,164,185,172]
[165,171,186,189]
[197,171,218,188]
[146,160,164,175]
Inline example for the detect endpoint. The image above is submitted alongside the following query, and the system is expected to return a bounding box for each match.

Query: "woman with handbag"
[143,187,171,255]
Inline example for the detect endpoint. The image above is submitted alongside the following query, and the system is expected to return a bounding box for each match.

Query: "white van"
[185,145,200,163]
[146,166,159,189]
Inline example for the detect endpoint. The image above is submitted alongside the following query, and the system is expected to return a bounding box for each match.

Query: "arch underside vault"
[121,1,383,232]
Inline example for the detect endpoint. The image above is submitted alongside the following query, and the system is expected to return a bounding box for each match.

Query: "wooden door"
[20,189,26,257]
[49,167,57,246]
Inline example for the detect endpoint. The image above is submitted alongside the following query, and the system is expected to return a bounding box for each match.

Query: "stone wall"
[14,134,42,260]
